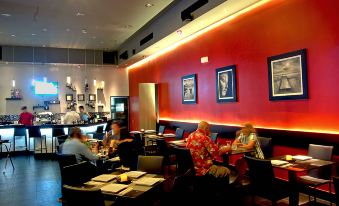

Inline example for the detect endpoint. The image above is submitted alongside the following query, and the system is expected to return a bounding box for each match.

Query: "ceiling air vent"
[140,33,154,46]
[119,50,128,60]
[181,0,208,22]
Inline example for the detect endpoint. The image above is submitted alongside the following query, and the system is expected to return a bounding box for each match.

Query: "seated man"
[62,127,99,163]
[186,121,231,177]
[102,122,133,150]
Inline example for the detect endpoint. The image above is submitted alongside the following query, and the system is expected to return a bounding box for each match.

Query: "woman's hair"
[69,127,82,138]
[241,123,256,134]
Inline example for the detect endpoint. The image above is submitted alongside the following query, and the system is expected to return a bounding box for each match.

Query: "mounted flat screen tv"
[34,81,59,95]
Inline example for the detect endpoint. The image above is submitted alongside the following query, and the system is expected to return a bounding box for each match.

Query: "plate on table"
[292,155,312,161]
[91,174,117,182]
[163,134,175,138]
[101,184,128,193]
[124,171,146,179]
[130,131,141,134]
[271,160,289,166]
[133,177,165,186]
[145,130,156,133]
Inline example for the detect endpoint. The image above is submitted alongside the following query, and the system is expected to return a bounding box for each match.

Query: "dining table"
[270,155,334,206]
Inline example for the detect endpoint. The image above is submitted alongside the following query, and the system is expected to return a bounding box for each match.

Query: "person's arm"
[79,143,99,161]
[203,136,224,159]
[18,114,23,124]
[238,133,256,149]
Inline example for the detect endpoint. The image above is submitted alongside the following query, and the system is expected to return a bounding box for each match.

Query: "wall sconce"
[201,56,209,63]
[66,76,76,91]
[93,79,97,87]
[12,80,15,88]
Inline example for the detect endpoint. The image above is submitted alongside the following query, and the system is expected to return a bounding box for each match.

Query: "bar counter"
[0,121,108,153]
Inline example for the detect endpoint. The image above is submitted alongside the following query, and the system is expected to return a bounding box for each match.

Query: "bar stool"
[52,127,66,154]
[13,126,27,152]
[28,126,48,154]
[0,135,15,171]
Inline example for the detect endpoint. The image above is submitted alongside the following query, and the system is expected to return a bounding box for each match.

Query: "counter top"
[0,121,107,129]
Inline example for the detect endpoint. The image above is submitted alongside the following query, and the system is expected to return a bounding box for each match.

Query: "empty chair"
[13,126,27,152]
[52,127,66,153]
[158,125,165,134]
[28,126,47,153]
[172,146,194,176]
[137,155,164,174]
[175,128,185,140]
[62,161,99,187]
[57,154,77,199]
[62,185,114,206]
[156,138,175,166]
[333,176,339,205]
[210,133,218,143]
[257,136,273,158]
[298,144,334,204]
[245,155,289,205]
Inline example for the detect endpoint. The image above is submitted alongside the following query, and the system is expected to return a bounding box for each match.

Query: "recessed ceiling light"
[76,12,85,16]
[1,13,11,17]
[31,33,36,36]
[82,29,87,34]
[11,34,16,37]
[42,28,47,32]
[145,3,154,7]
[66,28,70,32]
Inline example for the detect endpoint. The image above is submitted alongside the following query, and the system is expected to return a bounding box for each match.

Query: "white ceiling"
[0,0,174,50]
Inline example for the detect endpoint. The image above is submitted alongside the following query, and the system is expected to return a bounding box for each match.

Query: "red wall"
[128,0,339,132]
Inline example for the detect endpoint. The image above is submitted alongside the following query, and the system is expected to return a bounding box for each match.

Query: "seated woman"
[62,127,99,163]
[232,123,264,159]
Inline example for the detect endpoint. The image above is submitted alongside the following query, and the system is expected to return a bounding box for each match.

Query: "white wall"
[0,62,129,114]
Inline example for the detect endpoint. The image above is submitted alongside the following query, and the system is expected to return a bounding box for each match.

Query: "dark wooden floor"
[0,155,61,206]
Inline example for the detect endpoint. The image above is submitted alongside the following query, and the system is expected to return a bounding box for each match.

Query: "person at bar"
[186,121,231,177]
[18,106,33,126]
[63,107,80,124]
[102,122,132,149]
[62,127,99,163]
[78,105,91,122]
[232,123,264,159]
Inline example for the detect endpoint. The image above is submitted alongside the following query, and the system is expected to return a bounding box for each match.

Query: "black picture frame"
[182,74,197,104]
[89,94,96,101]
[268,49,308,101]
[77,94,85,101]
[216,65,237,103]
[66,94,73,102]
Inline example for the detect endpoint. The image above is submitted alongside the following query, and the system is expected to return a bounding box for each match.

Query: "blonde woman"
[232,123,264,159]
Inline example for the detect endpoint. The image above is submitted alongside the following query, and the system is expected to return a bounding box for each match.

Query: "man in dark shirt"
[18,106,33,126]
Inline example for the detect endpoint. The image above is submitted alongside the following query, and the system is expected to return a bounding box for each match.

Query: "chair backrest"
[210,133,218,143]
[156,138,170,163]
[52,127,66,137]
[257,136,273,158]
[14,127,27,137]
[333,176,339,205]
[175,128,185,140]
[62,184,105,206]
[62,161,99,186]
[117,142,139,170]
[96,126,104,133]
[137,155,164,174]
[28,126,42,138]
[158,125,165,134]
[57,153,77,171]
[308,144,333,179]
[173,146,195,176]
[244,156,275,192]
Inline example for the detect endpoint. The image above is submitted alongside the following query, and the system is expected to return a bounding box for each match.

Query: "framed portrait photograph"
[216,65,237,103]
[89,94,96,101]
[66,94,73,102]
[77,94,85,101]
[182,74,197,104]
[268,49,308,101]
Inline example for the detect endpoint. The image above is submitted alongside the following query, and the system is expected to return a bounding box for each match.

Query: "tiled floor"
[0,155,334,206]
[0,155,61,206]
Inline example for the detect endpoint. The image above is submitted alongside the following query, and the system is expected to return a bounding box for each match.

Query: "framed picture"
[216,65,237,103]
[89,94,96,101]
[268,49,308,101]
[182,74,197,104]
[66,94,73,102]
[77,94,85,101]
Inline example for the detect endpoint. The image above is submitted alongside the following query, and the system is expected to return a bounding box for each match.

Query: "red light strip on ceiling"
[159,117,339,135]
[127,0,273,71]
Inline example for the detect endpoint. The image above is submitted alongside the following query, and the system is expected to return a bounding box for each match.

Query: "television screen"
[34,81,58,95]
